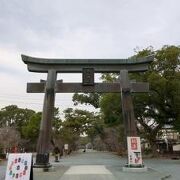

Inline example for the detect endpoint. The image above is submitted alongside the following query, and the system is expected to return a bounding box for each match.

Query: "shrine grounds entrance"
[22,54,153,169]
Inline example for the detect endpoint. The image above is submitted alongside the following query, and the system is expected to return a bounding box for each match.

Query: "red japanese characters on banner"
[131,138,138,150]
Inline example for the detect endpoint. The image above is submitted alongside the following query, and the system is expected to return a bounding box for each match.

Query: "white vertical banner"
[64,144,68,150]
[5,153,32,180]
[127,137,143,166]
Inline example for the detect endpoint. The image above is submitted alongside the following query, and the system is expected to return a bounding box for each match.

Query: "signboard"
[64,144,68,150]
[5,153,33,180]
[127,137,142,166]
[173,144,180,151]
[82,68,94,86]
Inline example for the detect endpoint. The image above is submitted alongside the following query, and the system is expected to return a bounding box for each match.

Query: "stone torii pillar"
[120,70,137,137]
[35,70,57,168]
[120,70,147,170]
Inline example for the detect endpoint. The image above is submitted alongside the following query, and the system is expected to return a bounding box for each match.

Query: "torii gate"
[22,55,154,169]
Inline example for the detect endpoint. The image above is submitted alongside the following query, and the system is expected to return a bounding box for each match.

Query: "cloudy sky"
[0,0,180,113]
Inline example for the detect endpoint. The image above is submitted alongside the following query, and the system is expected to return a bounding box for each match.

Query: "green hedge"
[0,153,6,159]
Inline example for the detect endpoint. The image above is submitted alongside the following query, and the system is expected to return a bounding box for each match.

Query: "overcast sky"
[0,0,180,113]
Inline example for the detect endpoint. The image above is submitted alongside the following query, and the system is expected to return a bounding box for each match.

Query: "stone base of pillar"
[33,153,52,170]
[123,164,147,172]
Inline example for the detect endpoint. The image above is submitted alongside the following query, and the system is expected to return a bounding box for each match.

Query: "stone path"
[60,165,115,180]
[1,150,179,180]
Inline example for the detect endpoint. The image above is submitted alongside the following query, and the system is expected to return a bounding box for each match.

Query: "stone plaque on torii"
[22,55,154,168]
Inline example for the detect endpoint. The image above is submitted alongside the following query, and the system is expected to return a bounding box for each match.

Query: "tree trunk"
[148,136,158,157]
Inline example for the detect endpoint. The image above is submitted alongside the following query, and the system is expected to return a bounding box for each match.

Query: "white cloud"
[0,0,180,111]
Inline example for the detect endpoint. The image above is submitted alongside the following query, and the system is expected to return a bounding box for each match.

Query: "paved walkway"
[1,150,180,180]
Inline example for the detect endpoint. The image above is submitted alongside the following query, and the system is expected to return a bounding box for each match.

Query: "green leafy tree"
[99,46,180,155]
[21,112,41,150]
[100,93,122,126]
[0,105,35,136]
[63,108,95,135]
[133,45,180,154]
[52,107,62,134]
[72,45,180,155]
[22,108,62,150]
[56,108,102,150]
[73,93,100,108]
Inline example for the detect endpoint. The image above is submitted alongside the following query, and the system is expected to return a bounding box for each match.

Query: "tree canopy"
[72,45,180,154]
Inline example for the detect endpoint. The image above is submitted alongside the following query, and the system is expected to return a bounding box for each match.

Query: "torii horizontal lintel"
[22,54,154,73]
[27,82,149,93]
